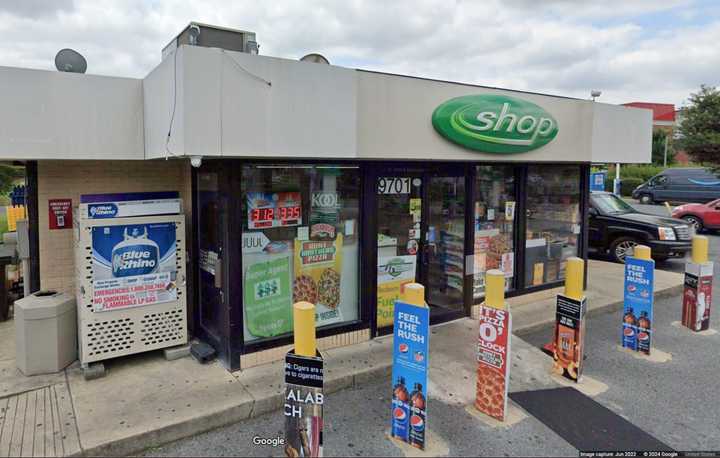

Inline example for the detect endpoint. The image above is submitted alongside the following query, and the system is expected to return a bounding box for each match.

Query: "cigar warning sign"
[475,305,512,422]
[284,351,323,457]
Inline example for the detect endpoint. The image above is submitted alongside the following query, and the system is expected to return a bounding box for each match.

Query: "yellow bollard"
[293,301,316,357]
[664,202,673,217]
[633,244,652,261]
[564,257,585,301]
[485,269,506,310]
[401,283,426,307]
[692,235,709,264]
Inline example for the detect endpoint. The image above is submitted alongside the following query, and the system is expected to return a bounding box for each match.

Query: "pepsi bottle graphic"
[622,307,638,351]
[111,226,160,278]
[391,377,410,441]
[637,311,651,354]
[408,383,426,449]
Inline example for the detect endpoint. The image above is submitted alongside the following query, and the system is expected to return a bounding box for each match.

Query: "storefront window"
[525,165,581,286]
[473,166,515,298]
[240,164,360,342]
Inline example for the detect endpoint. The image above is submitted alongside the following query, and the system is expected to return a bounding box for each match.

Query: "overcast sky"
[1,0,718,107]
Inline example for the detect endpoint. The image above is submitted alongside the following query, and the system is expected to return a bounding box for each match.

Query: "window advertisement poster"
[91,223,177,312]
[247,191,302,230]
[475,305,512,422]
[552,295,586,382]
[622,257,654,355]
[284,351,324,457]
[377,255,418,328]
[243,257,293,338]
[390,301,429,450]
[294,234,344,326]
[682,262,713,332]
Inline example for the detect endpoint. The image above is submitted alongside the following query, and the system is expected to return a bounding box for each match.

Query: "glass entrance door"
[424,175,466,315]
[375,169,466,333]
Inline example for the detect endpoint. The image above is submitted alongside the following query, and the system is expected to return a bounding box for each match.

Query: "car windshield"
[591,193,636,214]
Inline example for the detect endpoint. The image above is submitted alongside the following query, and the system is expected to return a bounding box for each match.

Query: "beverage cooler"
[74,192,187,367]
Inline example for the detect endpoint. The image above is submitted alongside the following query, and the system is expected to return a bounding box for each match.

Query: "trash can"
[15,290,77,375]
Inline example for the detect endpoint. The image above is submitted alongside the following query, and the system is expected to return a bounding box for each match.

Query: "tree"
[0,165,24,195]
[651,130,674,166]
[677,85,720,166]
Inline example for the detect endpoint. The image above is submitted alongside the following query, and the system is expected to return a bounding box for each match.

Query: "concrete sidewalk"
[0,260,684,457]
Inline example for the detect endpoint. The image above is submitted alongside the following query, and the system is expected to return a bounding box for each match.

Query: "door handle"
[214,257,222,289]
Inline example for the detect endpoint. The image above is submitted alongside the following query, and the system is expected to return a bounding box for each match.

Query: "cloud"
[0,0,716,106]
[0,0,75,18]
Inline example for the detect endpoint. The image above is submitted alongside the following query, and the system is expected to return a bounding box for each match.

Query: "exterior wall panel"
[0,66,144,160]
[37,160,191,294]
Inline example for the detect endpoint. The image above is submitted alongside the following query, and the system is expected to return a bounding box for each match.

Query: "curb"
[92,283,682,456]
[79,360,394,457]
[513,283,684,337]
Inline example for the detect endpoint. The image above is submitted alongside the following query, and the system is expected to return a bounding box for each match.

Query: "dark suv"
[589,192,692,263]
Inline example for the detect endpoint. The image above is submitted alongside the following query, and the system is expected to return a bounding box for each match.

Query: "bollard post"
[622,244,655,356]
[284,302,323,457]
[551,257,587,382]
[474,270,512,421]
[390,283,429,449]
[682,235,713,331]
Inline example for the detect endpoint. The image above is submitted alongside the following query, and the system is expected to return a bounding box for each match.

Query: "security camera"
[188,25,200,46]
[190,155,202,168]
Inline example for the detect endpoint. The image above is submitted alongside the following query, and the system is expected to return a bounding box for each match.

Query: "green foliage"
[0,165,24,196]
[604,177,644,196]
[677,85,720,166]
[651,130,675,165]
[609,164,665,182]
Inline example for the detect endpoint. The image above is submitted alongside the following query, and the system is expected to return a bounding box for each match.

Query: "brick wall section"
[37,160,192,294]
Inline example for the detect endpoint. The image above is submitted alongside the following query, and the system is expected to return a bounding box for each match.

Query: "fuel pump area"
[0,22,705,457]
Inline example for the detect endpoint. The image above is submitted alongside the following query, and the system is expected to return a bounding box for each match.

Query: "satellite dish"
[55,48,87,74]
[300,53,330,65]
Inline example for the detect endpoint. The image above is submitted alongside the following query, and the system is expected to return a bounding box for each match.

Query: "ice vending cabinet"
[74,192,187,366]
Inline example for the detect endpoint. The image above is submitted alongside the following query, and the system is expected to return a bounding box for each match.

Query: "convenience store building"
[0,24,652,371]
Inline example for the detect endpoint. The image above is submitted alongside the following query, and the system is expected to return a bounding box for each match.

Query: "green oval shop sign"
[432,94,559,153]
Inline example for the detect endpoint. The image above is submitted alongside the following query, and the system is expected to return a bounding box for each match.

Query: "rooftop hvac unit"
[162,22,258,60]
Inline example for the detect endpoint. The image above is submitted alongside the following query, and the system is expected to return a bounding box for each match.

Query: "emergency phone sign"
[48,199,73,229]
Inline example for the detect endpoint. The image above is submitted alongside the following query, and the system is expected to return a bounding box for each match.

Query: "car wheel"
[639,194,653,205]
[610,237,639,263]
[682,215,703,232]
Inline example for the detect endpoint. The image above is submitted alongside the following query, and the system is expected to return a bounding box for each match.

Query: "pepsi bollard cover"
[391,301,429,450]
[622,257,654,355]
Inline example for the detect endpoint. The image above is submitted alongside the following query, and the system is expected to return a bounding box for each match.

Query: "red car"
[671,199,720,232]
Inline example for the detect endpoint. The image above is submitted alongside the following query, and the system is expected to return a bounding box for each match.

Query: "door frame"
[367,161,471,336]
[192,161,235,369]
